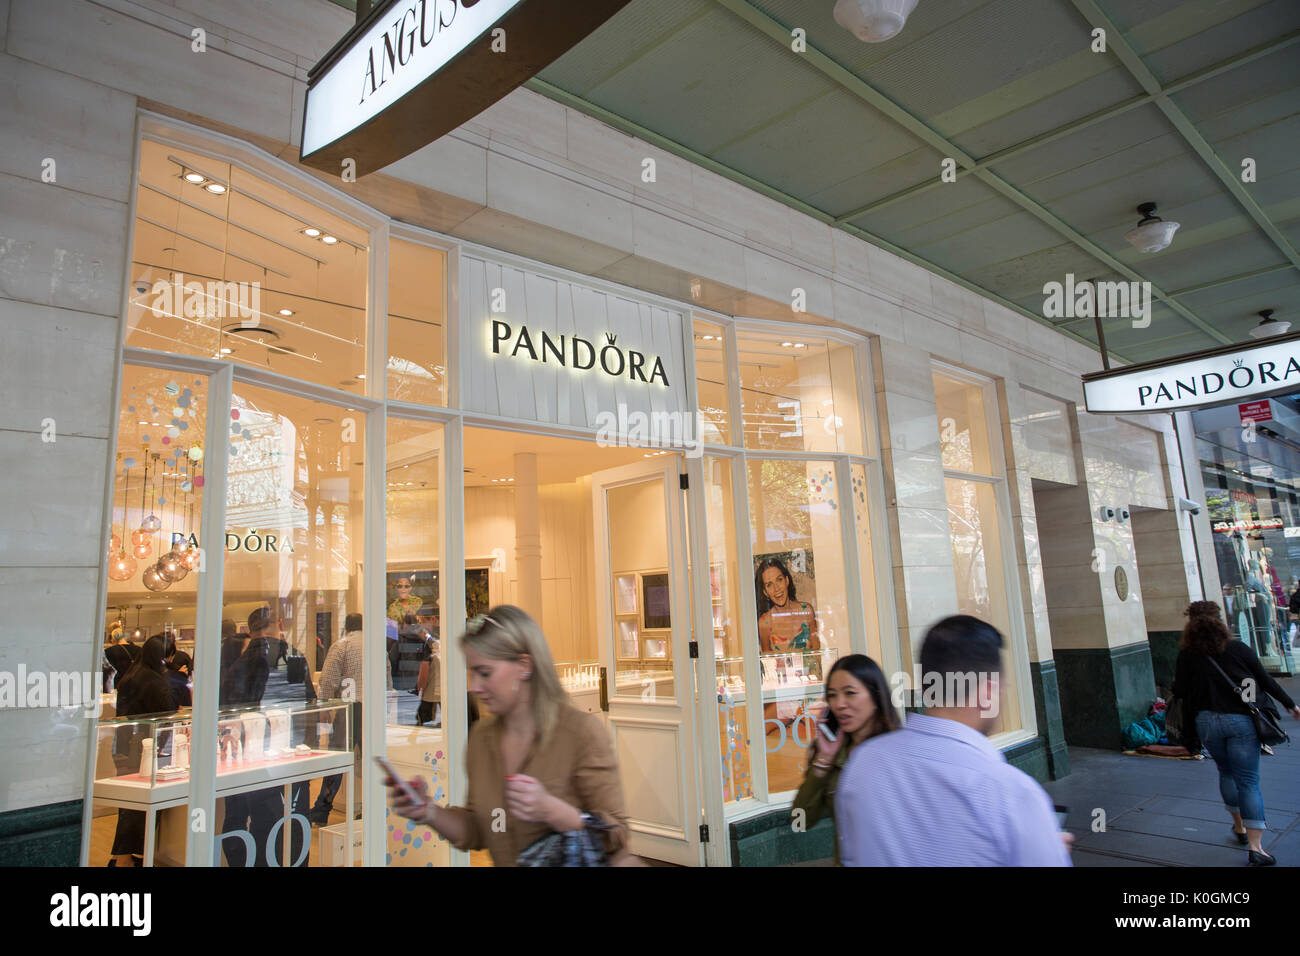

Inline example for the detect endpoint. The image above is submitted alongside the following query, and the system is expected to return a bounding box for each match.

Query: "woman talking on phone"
[792,654,900,865]
[385,605,631,866]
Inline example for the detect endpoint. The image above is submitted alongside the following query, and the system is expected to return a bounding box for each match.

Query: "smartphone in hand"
[375,756,426,810]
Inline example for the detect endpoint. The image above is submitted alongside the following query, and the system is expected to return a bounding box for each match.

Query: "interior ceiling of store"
[503,0,1300,368]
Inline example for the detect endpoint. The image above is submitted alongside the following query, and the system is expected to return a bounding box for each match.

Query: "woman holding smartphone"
[791,654,900,865]
[385,605,631,866]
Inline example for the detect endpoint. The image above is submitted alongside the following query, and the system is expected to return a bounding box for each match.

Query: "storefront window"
[388,240,448,406]
[851,463,884,664]
[1195,399,1300,674]
[694,318,731,445]
[217,382,365,865]
[707,457,754,803]
[127,140,368,395]
[737,331,862,455]
[747,458,847,793]
[94,365,210,866]
[934,369,1021,735]
[383,417,450,866]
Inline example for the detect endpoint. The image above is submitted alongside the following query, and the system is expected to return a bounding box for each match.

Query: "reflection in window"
[737,331,861,455]
[127,140,368,394]
[694,319,730,445]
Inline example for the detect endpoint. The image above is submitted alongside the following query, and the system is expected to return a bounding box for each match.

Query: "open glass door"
[593,457,702,866]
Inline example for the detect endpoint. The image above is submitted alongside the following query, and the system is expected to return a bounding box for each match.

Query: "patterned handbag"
[515,813,612,867]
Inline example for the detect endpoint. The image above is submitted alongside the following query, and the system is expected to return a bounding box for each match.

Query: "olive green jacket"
[790,739,855,864]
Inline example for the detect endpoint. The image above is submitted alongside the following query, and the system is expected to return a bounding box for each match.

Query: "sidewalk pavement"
[1045,674,1299,867]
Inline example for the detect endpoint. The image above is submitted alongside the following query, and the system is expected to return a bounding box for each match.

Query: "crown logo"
[605,332,617,345]
[1233,359,1244,369]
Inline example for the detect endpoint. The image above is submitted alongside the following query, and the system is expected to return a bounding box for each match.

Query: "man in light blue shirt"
[837,616,1071,866]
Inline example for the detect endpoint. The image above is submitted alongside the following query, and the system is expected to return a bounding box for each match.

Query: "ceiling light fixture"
[834,0,920,43]
[303,227,322,238]
[278,308,294,316]
[320,235,338,245]
[183,172,206,184]
[204,182,228,194]
[1249,309,1290,340]
[1124,202,1180,254]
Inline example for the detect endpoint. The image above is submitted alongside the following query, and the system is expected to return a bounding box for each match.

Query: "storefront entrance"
[462,427,703,865]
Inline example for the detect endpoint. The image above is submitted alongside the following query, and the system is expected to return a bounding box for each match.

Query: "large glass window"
[93,365,210,866]
[694,318,731,446]
[934,369,1022,736]
[127,141,369,394]
[737,331,862,455]
[747,458,847,794]
[217,382,366,865]
[383,417,451,866]
[387,240,448,406]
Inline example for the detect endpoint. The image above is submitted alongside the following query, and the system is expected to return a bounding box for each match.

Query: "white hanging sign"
[1082,334,1300,414]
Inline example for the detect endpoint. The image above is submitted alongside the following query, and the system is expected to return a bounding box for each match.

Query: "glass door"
[592,457,701,866]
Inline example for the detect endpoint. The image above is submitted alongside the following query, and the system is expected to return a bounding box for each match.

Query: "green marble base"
[729,807,835,866]
[0,799,82,866]
[1029,660,1070,779]
[1055,643,1157,750]
[1147,631,1181,695]
[1004,738,1050,783]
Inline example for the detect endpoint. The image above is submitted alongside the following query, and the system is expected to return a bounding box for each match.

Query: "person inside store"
[791,654,900,865]
[836,615,1072,866]
[388,575,423,624]
[396,614,430,693]
[109,634,177,866]
[163,637,193,708]
[755,557,820,653]
[104,627,141,691]
[416,622,442,729]
[1173,601,1299,866]
[311,612,390,825]
[1288,578,1300,648]
[385,605,633,866]
[218,606,280,866]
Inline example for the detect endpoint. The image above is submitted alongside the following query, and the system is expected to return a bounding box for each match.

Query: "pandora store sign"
[1082,333,1300,414]
[460,254,691,434]
[300,0,633,176]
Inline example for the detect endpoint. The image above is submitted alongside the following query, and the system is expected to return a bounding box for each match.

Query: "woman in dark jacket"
[790,654,900,865]
[110,635,177,866]
[1173,601,1299,865]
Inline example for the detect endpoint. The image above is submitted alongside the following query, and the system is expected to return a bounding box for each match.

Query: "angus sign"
[301,0,633,176]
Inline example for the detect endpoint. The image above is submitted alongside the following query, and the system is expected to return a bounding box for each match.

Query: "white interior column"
[514,452,543,619]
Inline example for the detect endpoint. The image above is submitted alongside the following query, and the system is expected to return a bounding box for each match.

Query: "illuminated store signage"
[489,320,670,387]
[1082,332,1300,414]
[1212,517,1283,533]
[300,0,633,175]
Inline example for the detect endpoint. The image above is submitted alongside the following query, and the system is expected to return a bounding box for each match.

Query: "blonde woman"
[386,605,631,866]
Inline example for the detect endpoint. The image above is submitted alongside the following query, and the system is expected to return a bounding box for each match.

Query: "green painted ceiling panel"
[711,88,934,201]
[946,64,1145,157]
[1134,0,1300,85]
[533,0,1300,364]
[578,10,837,157]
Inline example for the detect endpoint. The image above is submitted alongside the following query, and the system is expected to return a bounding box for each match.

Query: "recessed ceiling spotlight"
[1124,201,1180,253]
[220,348,233,354]
[781,341,793,348]
[303,227,321,238]
[794,342,806,349]
[278,308,294,316]
[1249,309,1291,340]
[321,235,338,245]
[834,0,919,43]
[183,172,206,184]
[204,182,228,194]
[357,373,366,380]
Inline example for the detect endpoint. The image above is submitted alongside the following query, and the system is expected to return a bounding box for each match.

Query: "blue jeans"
[1196,711,1266,830]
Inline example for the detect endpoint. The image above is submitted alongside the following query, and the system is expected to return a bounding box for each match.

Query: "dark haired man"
[836,615,1070,866]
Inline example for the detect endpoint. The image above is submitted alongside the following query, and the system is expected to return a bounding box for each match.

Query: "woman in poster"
[755,557,820,653]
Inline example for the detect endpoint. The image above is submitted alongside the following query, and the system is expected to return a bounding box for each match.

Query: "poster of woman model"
[753,551,820,653]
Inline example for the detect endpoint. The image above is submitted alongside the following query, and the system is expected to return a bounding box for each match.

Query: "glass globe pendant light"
[157,474,188,583]
[140,454,163,533]
[142,561,170,591]
[108,549,137,582]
